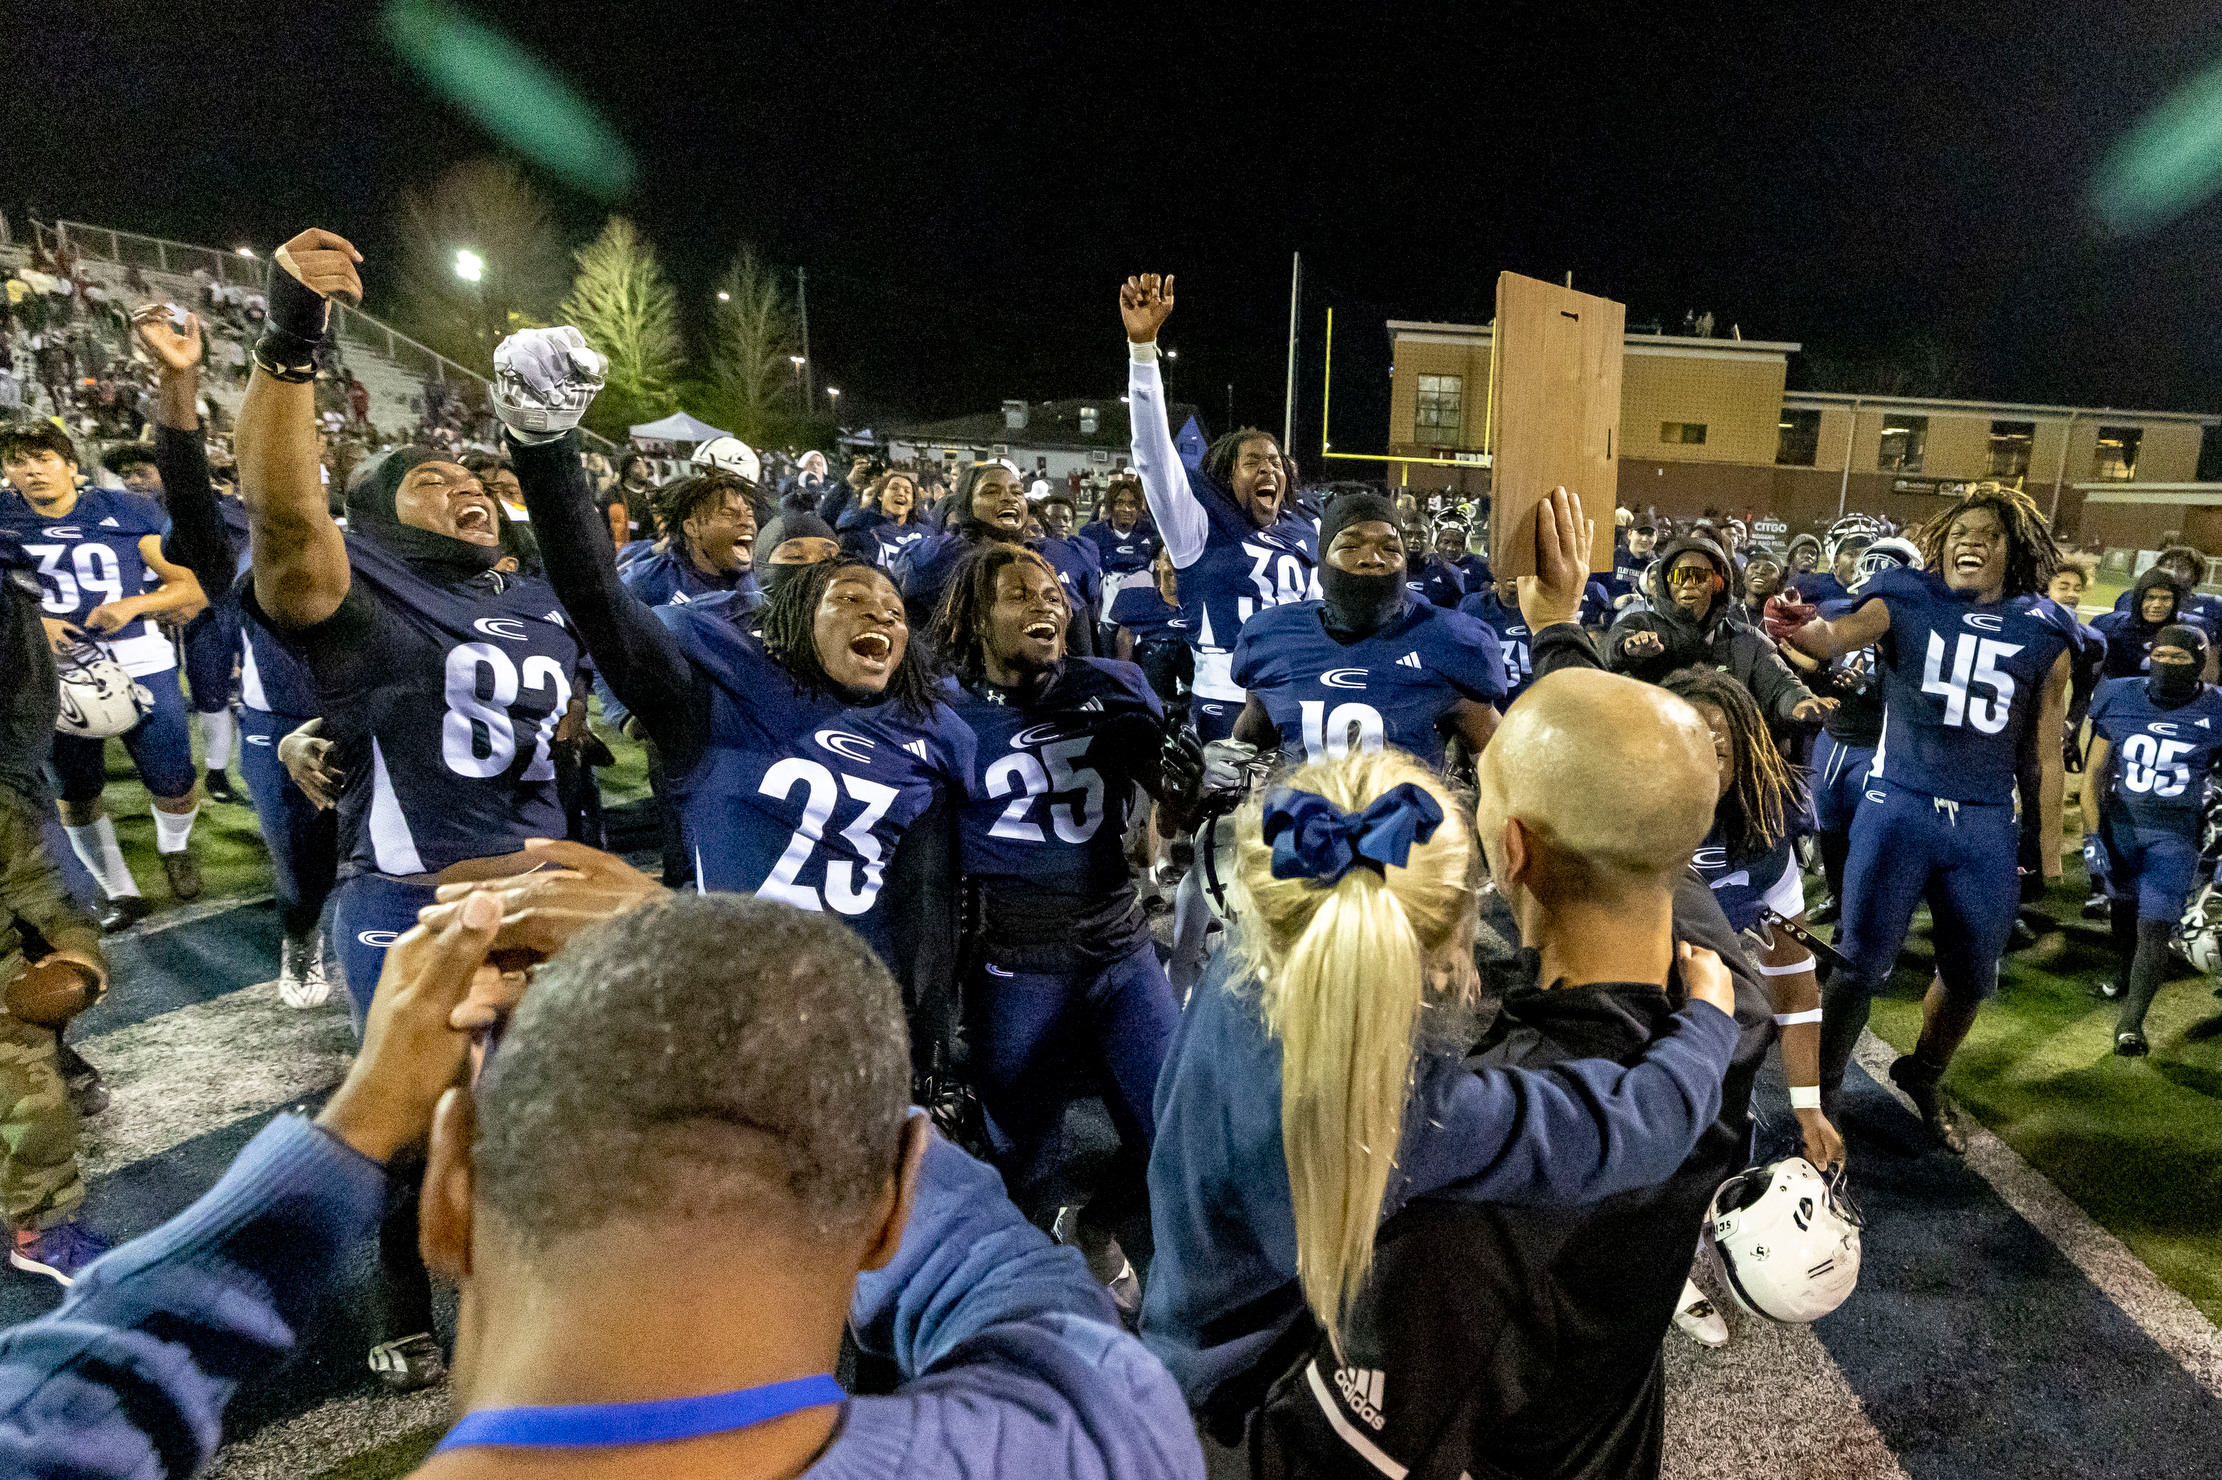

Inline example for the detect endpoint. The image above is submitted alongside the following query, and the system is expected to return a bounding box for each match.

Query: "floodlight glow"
[2091,52,2222,236]
[454,249,485,283]
[236,247,255,258]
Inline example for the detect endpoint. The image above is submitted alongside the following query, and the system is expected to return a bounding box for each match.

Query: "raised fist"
[492,327,609,444]
[272,228,363,306]
[1120,274,1176,344]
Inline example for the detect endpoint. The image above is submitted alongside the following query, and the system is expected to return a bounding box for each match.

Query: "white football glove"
[492,327,609,443]
[1200,738,1263,798]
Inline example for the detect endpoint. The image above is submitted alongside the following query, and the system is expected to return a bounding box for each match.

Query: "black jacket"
[1604,536,1815,730]
[1251,970,1769,1480]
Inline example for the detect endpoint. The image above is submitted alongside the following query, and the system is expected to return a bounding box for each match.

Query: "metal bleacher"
[15,219,617,452]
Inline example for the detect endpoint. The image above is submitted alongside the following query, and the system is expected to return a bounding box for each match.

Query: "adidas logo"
[2201,718,2214,730]
[1333,1366,1387,1431]
[544,610,567,624]
[1397,652,1422,669]
[1079,696,1103,712]
[99,516,121,527]
[903,739,929,760]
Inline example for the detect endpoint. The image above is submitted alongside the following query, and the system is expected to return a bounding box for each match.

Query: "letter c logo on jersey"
[1963,613,2004,632]
[1690,846,1728,869]
[2148,722,2179,736]
[1320,668,1369,690]
[40,525,79,539]
[1010,722,1071,748]
[473,617,530,641]
[356,930,401,948]
[815,729,876,764]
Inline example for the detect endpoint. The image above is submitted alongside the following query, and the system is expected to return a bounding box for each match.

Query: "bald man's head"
[1476,669,1717,907]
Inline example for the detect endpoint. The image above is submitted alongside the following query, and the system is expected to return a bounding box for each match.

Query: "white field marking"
[1853,1028,2222,1399]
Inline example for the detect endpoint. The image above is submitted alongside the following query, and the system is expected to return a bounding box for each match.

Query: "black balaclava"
[346,447,503,583]
[2148,623,2207,707]
[758,512,837,599]
[2131,567,2186,635]
[1318,492,1408,639]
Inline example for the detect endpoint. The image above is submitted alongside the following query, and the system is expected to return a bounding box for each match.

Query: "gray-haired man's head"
[471,893,910,1244]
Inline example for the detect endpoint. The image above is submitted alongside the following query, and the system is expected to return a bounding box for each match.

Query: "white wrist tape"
[1759,956,1817,978]
[1772,1008,1824,1026]
[1128,340,1159,362]
[1789,1085,1824,1110]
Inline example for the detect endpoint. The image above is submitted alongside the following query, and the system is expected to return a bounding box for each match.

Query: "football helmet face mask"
[1851,537,1923,593]
[1707,1156,1863,1324]
[2180,881,2222,976]
[54,646,152,739]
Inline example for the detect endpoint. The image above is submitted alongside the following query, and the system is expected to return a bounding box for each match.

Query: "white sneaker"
[1672,1278,1729,1347]
[277,933,331,1010]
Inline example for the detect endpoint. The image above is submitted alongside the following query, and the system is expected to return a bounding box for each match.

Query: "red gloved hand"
[1764,591,1817,644]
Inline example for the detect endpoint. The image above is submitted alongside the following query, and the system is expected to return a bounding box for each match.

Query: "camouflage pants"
[0,1012,82,1230]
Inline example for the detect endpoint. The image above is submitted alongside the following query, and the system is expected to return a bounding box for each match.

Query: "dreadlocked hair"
[1914,480,2060,599]
[1202,427,1282,490]
[755,556,938,718]
[929,541,1063,682]
[1659,667,1805,861]
[653,472,757,539]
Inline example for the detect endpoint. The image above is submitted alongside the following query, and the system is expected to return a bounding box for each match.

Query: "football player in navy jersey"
[618,471,760,610]
[1232,492,1503,771]
[1119,275,1319,743]
[835,470,929,570]
[2083,626,2222,1054]
[899,461,1095,657]
[1077,475,1160,589]
[134,306,338,1007]
[2093,567,2188,679]
[2106,544,2222,640]
[1786,483,2072,1151]
[1032,495,1105,637]
[929,544,1195,1276]
[0,422,209,929]
[491,329,976,986]
[232,229,588,1392]
[1663,667,1842,1169]
[1456,574,1537,707]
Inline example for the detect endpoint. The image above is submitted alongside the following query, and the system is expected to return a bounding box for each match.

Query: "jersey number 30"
[1922,632,2021,735]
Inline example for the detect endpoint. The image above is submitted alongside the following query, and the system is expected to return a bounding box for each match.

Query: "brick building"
[1384,318,2219,543]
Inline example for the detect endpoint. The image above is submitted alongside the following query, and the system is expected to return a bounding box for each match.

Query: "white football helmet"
[2179,881,2222,976]
[1707,1156,1863,1324]
[1851,536,1923,592]
[692,436,761,485]
[55,647,152,739]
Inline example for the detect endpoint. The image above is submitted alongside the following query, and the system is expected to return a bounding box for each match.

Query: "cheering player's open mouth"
[452,501,499,544]
[848,631,893,675]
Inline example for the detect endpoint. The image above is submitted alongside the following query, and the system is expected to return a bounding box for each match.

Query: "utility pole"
[1282,252,1301,452]
[1227,383,1235,432]
[797,266,814,412]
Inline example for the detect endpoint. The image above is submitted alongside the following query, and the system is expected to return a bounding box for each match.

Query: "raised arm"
[1120,275,1210,568]
[491,330,706,765]
[138,307,234,596]
[1787,595,1891,661]
[234,229,362,630]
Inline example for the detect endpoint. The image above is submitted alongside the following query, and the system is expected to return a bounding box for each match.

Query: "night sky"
[12,1,2222,454]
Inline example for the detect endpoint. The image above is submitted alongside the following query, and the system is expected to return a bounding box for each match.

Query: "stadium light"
[827,387,841,402]
[789,355,805,367]
[716,290,731,302]
[454,249,485,283]
[235,247,255,259]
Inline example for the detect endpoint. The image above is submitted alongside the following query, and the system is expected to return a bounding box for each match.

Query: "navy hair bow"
[1262,783,1445,886]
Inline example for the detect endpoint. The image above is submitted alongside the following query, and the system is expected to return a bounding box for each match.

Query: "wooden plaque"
[1487,272,1623,577]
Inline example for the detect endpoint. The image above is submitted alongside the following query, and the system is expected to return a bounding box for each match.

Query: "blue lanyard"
[435,1374,845,1452]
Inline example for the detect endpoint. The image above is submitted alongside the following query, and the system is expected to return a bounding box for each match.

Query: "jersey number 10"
[1921,631,2022,735]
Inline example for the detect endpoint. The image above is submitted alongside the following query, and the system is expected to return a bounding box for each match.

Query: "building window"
[1776,409,1821,466]
[1988,420,2034,479]
[1878,416,1928,473]
[1661,422,1708,445]
[2094,426,2141,480]
[1415,374,1463,441]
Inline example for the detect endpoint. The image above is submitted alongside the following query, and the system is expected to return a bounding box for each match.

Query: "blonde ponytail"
[1230,748,1476,1354]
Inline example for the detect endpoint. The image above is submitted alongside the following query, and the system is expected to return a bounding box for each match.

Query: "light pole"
[790,354,807,411]
[826,387,841,424]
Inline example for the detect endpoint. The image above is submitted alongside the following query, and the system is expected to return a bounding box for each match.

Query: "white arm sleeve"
[1128,344,1210,569]
[1761,861,1806,921]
